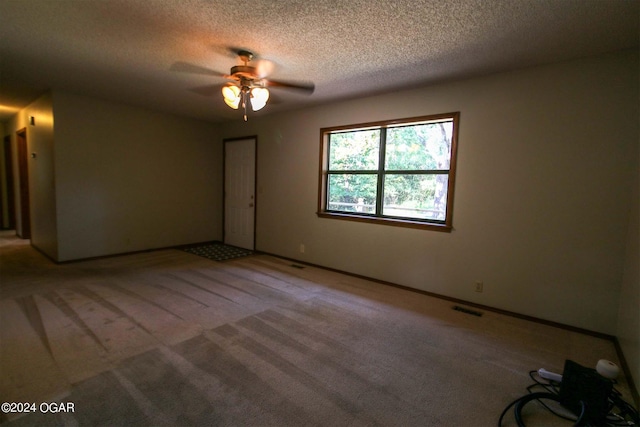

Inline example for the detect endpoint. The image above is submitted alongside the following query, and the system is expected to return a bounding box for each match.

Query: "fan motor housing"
[230,65,257,79]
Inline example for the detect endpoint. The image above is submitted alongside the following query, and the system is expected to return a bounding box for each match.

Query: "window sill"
[316,211,453,232]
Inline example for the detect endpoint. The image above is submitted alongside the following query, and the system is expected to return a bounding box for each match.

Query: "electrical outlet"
[299,244,305,254]
[475,281,483,292]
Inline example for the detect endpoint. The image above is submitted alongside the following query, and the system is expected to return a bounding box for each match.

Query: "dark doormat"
[179,242,253,262]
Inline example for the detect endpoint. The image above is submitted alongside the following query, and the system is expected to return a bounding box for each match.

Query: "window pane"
[385,121,453,171]
[327,174,377,213]
[382,174,448,221]
[329,129,380,171]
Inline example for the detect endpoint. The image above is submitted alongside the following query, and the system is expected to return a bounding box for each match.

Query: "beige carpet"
[0,231,633,426]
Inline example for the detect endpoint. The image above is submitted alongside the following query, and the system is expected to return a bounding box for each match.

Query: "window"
[318,112,459,231]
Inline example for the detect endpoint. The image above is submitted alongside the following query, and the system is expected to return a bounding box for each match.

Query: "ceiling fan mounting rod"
[237,50,254,65]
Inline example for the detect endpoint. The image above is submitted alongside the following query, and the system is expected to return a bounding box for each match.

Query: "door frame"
[16,128,30,239]
[223,135,257,249]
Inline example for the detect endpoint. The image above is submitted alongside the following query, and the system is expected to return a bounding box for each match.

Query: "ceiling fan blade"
[170,61,226,77]
[265,92,284,105]
[254,59,275,78]
[188,84,222,97]
[265,79,315,94]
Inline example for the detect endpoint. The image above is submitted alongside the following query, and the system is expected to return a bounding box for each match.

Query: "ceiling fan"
[172,49,315,121]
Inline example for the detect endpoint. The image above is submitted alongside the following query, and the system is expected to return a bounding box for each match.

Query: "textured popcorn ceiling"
[0,0,638,122]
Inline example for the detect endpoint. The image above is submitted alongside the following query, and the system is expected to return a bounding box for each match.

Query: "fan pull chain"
[242,91,248,121]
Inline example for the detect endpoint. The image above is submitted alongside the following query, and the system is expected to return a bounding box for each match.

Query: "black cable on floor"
[498,391,585,427]
[499,370,638,427]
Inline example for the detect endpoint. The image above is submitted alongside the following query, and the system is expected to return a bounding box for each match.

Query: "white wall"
[617,128,639,393]
[52,91,222,261]
[220,50,638,337]
[25,94,57,258]
[4,94,58,259]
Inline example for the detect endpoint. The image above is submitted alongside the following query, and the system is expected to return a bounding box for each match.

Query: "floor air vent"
[453,305,483,317]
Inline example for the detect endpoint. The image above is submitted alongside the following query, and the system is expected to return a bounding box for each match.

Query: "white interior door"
[224,138,256,250]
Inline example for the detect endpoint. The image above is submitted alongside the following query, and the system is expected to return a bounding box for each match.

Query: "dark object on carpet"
[180,243,253,261]
[558,359,613,426]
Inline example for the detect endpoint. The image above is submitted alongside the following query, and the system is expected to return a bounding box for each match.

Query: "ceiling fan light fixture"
[222,83,241,109]
[211,50,312,120]
[249,87,269,111]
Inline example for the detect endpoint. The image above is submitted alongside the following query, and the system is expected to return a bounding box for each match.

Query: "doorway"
[223,137,256,250]
[16,128,30,239]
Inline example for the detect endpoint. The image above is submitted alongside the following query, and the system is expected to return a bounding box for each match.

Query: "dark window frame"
[317,112,460,232]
